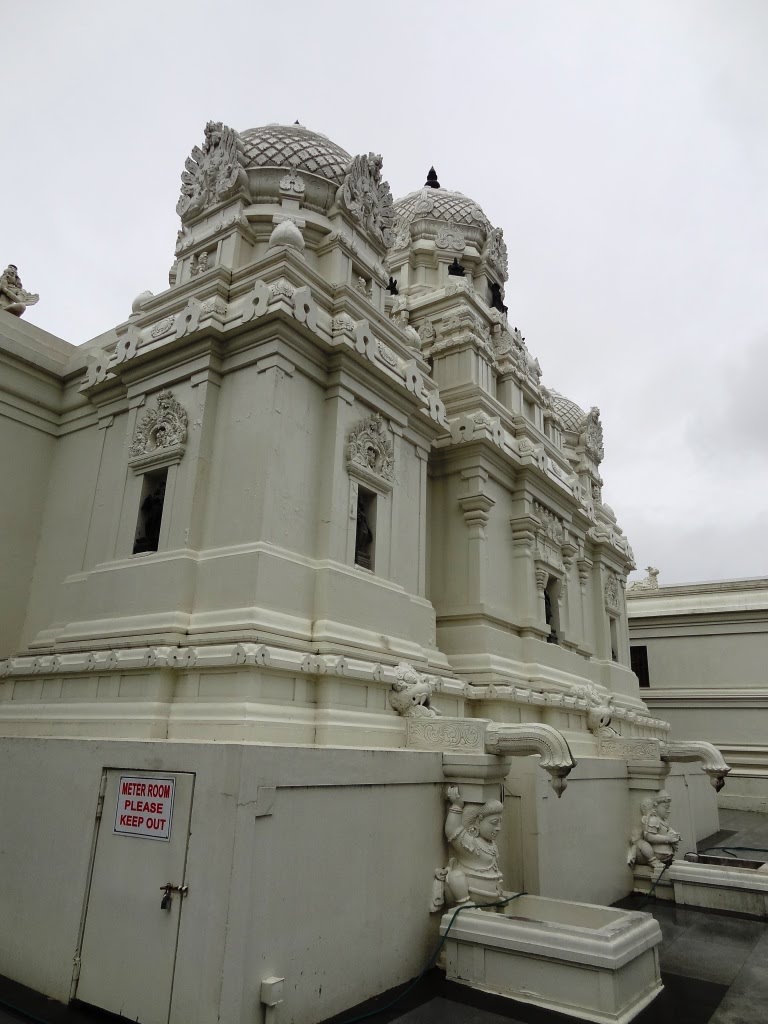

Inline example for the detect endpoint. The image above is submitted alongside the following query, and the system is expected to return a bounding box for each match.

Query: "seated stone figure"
[628,790,681,869]
[432,785,504,909]
[0,264,38,317]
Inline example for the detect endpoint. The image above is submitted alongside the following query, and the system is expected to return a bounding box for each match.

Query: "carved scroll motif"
[335,153,395,249]
[177,121,251,220]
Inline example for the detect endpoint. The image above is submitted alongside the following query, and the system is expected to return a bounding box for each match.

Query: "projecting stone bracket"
[485,722,576,797]
[660,740,731,792]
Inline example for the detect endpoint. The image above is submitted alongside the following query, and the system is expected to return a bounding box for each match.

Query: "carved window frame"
[345,413,396,576]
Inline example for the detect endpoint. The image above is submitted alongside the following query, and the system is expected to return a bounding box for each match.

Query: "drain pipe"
[660,740,731,792]
[485,723,577,797]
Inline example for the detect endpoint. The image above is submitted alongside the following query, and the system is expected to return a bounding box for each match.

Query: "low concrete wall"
[0,738,446,1024]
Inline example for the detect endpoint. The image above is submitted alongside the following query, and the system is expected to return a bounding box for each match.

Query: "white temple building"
[0,122,731,1024]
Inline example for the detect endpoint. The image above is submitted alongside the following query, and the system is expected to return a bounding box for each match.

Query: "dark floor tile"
[709,996,768,1024]
[744,932,768,963]
[392,996,523,1024]
[634,972,727,1024]
[720,961,768,999]
[660,938,750,985]
[685,915,765,948]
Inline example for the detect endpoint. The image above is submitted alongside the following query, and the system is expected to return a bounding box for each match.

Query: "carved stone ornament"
[392,215,412,250]
[405,717,485,752]
[417,319,436,346]
[0,264,38,317]
[335,153,395,249]
[177,121,251,221]
[533,502,566,574]
[346,413,394,490]
[581,406,605,464]
[484,226,509,280]
[599,736,660,760]
[628,566,660,592]
[604,572,620,611]
[431,786,504,911]
[279,170,305,196]
[574,682,616,736]
[388,661,439,718]
[628,790,681,870]
[435,224,466,252]
[128,389,188,469]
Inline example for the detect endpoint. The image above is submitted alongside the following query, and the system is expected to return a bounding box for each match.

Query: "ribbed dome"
[394,187,489,230]
[549,391,586,432]
[240,123,351,184]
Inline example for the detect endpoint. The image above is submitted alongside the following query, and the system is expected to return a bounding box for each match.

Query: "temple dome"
[394,186,490,232]
[240,123,351,185]
[549,390,586,432]
[391,177,504,277]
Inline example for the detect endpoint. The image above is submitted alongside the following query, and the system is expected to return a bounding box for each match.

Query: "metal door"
[76,769,195,1024]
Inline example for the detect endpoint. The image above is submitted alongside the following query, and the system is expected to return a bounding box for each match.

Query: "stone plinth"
[440,895,662,1024]
[669,860,768,918]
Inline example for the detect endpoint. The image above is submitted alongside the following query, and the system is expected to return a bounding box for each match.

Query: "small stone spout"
[485,723,576,797]
[660,740,731,792]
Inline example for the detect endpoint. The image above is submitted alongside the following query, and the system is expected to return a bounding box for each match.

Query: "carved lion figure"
[388,661,439,718]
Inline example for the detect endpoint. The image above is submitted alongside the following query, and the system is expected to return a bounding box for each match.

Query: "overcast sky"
[3,1,766,585]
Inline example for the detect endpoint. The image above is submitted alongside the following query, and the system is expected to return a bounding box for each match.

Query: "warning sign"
[113,776,175,841]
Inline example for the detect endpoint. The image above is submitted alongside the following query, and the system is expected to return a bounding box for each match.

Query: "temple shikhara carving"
[0,122,732,1024]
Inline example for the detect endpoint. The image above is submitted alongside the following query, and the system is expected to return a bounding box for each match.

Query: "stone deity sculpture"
[0,265,39,316]
[431,786,504,909]
[628,790,681,869]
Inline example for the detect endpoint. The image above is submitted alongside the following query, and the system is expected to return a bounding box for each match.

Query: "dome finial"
[424,167,440,189]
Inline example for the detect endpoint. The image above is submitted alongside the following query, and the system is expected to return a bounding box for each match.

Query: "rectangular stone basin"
[670,860,768,918]
[440,894,662,1024]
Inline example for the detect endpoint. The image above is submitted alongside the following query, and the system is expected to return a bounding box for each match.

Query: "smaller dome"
[394,186,490,230]
[549,391,586,432]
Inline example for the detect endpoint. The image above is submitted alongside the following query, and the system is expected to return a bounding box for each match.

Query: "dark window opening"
[544,576,561,645]
[631,645,650,688]
[133,468,168,554]
[489,280,508,314]
[355,487,376,571]
[609,616,619,662]
[447,258,465,277]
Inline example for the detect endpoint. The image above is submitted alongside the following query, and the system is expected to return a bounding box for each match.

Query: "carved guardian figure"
[432,786,504,910]
[628,790,681,869]
[0,265,38,317]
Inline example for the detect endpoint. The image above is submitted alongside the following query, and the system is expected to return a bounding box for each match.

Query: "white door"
[76,769,195,1024]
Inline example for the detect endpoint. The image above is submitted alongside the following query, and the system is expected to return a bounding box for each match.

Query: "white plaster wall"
[640,632,767,689]
[0,416,55,657]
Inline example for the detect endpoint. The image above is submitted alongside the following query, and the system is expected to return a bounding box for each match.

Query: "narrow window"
[609,617,619,662]
[544,576,561,644]
[355,487,376,571]
[631,645,650,688]
[133,468,168,554]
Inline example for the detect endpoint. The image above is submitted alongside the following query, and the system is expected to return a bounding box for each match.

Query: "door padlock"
[160,882,189,910]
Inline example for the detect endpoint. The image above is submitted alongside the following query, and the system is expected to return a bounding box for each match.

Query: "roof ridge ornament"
[336,153,395,250]
[425,166,440,189]
[177,121,251,222]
